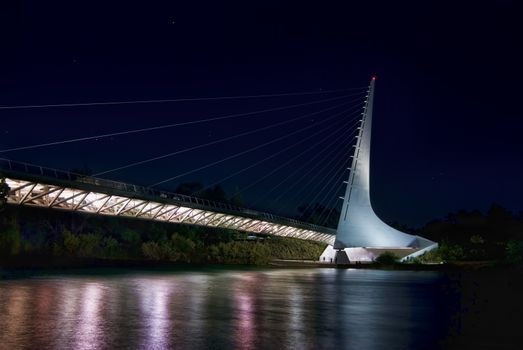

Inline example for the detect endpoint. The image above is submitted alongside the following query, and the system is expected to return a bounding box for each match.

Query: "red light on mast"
[371,75,377,81]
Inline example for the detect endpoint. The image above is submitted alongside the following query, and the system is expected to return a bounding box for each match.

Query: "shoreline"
[1,257,514,279]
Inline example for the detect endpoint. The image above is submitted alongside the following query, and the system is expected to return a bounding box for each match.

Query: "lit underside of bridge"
[2,167,336,245]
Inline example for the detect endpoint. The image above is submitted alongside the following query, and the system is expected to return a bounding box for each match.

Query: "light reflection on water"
[0,268,453,350]
[139,279,171,349]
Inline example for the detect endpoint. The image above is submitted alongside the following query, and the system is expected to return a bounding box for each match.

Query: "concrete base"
[335,249,350,266]
[319,245,378,263]
[319,244,439,263]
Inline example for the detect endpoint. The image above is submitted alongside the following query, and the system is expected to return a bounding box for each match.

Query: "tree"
[0,176,10,212]
[469,234,486,260]
[202,185,227,203]
[438,241,465,261]
[175,182,204,195]
[506,240,523,264]
[142,241,164,260]
[0,224,21,256]
[487,203,513,221]
[230,186,243,207]
[470,234,485,244]
[170,233,196,262]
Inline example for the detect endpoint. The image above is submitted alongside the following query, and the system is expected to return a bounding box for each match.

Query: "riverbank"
[1,256,515,280]
[270,258,512,271]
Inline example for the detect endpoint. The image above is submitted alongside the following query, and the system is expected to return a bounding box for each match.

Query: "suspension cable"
[271,111,363,207]
[317,182,345,227]
[283,125,361,215]
[287,143,351,218]
[194,107,355,195]
[233,113,359,198]
[150,100,365,187]
[248,110,361,208]
[0,92,366,154]
[313,166,349,224]
[94,96,365,176]
[0,87,367,110]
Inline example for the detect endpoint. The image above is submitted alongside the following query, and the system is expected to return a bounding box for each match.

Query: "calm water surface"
[0,268,459,349]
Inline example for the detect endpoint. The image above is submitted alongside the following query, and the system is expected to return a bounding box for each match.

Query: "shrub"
[0,225,21,256]
[438,241,465,261]
[142,241,164,260]
[375,251,399,265]
[506,240,523,264]
[410,249,443,264]
[121,228,141,246]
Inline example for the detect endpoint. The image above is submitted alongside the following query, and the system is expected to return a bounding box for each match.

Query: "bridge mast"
[332,76,375,263]
[336,76,376,241]
[322,76,437,264]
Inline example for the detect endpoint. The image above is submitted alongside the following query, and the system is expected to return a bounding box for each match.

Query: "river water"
[0,267,518,349]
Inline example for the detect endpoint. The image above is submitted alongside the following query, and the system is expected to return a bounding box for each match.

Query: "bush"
[410,249,443,264]
[375,251,399,265]
[142,241,165,261]
[62,229,122,258]
[120,228,141,246]
[264,237,326,260]
[207,241,271,265]
[438,241,465,261]
[141,234,198,262]
[63,229,80,256]
[0,225,21,256]
[170,233,197,262]
[506,240,523,264]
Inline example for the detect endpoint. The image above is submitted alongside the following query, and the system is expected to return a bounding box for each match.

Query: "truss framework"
[4,178,335,245]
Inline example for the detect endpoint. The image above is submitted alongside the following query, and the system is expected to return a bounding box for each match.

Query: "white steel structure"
[320,77,437,263]
[1,160,335,245]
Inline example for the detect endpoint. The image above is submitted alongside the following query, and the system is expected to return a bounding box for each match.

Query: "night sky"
[1,1,521,227]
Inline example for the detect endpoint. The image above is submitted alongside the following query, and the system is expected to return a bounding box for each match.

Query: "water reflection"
[3,286,30,345]
[0,269,454,349]
[233,273,261,350]
[75,283,105,349]
[139,279,171,349]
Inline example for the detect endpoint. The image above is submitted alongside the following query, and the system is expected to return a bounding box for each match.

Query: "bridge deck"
[1,159,335,245]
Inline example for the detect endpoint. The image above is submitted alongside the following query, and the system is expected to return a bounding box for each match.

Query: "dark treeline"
[391,204,523,263]
[174,182,243,207]
[0,179,326,267]
[0,205,326,267]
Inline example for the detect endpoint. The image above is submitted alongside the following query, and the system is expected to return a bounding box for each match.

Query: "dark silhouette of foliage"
[230,186,243,207]
[506,240,523,264]
[0,176,10,211]
[375,251,399,265]
[414,203,523,262]
[176,182,236,205]
[175,182,204,196]
[0,204,326,266]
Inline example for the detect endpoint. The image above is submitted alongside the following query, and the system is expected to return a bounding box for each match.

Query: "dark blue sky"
[0,1,521,226]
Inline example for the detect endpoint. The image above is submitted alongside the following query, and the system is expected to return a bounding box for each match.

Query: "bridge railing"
[0,158,334,234]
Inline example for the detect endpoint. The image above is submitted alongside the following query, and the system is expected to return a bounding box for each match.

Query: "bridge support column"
[319,245,351,265]
[334,249,350,266]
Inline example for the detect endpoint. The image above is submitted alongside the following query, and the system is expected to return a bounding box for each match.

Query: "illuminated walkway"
[1,159,335,245]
